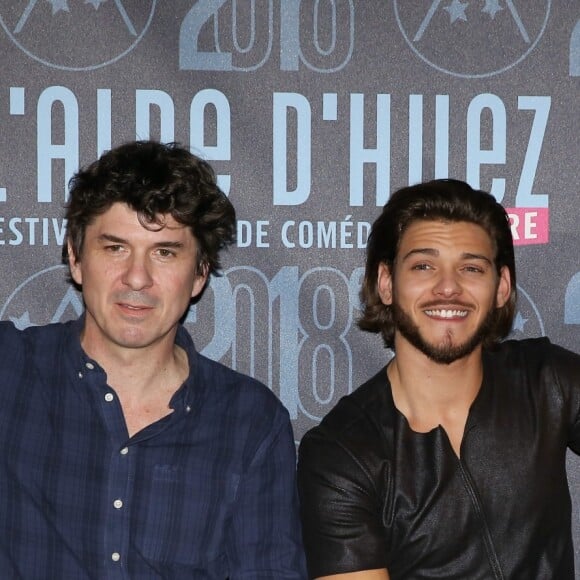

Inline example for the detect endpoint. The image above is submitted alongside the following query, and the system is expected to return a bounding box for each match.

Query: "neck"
[81,332,187,401]
[82,333,190,437]
[387,336,484,446]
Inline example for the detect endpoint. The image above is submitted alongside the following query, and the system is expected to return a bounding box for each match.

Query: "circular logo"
[0,265,83,328]
[0,0,156,71]
[507,284,545,339]
[394,0,551,78]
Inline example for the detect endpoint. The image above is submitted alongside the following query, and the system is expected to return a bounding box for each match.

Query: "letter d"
[272,93,312,205]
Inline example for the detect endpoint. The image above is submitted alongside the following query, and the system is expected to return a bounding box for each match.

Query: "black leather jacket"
[298,339,580,579]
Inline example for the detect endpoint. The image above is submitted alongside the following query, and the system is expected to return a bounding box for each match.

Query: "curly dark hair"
[63,141,236,276]
[358,179,517,349]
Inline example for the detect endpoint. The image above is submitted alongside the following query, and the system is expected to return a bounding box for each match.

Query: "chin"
[423,343,480,365]
[392,303,491,364]
[112,332,152,349]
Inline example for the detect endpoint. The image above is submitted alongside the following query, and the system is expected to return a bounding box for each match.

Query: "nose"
[432,268,462,298]
[121,253,153,290]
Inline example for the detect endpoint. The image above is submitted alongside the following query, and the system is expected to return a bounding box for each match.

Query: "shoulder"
[486,337,579,378]
[194,350,285,413]
[178,323,287,416]
[485,338,580,420]
[192,351,299,470]
[21,320,71,340]
[299,367,394,489]
[297,369,393,577]
[189,349,294,463]
[0,320,71,365]
[0,320,24,344]
[20,320,78,362]
[304,366,393,446]
[0,321,57,401]
[0,321,27,373]
[178,325,279,401]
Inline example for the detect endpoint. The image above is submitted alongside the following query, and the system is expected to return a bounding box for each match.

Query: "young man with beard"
[0,141,306,579]
[297,179,580,580]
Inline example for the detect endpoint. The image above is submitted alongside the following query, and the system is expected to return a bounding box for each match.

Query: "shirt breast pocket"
[135,464,240,569]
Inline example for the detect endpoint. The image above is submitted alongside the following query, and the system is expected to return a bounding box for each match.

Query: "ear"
[67,241,83,286]
[495,265,512,308]
[377,262,393,306]
[191,264,209,299]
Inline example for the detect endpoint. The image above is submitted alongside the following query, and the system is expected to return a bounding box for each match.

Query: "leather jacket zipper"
[457,458,505,580]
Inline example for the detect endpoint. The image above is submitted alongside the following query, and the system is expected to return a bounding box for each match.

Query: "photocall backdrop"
[0,0,578,568]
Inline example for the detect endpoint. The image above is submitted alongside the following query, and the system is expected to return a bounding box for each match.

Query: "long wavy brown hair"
[358,179,517,349]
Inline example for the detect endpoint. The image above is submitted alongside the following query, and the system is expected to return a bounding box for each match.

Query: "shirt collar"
[64,316,203,413]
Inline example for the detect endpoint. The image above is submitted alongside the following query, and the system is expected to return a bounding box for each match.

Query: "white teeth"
[425,309,468,318]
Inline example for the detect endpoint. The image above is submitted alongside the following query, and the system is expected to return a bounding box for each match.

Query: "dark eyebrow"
[98,234,126,244]
[97,234,184,249]
[152,241,185,249]
[401,248,438,261]
[401,248,492,265]
[461,252,492,265]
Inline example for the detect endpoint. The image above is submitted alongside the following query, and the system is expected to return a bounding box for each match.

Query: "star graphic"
[444,0,469,23]
[9,311,36,330]
[85,0,108,8]
[511,311,528,333]
[481,0,503,19]
[47,0,70,15]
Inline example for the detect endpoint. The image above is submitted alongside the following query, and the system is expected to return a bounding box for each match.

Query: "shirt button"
[78,372,83,379]
[104,393,114,402]
[85,362,95,370]
[111,552,121,562]
[113,499,123,509]
[120,447,129,455]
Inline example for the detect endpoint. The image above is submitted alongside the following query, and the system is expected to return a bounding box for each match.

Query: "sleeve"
[550,343,580,452]
[0,322,27,396]
[297,427,389,579]
[226,402,308,579]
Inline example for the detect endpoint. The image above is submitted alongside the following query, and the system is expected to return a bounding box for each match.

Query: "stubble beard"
[391,301,496,365]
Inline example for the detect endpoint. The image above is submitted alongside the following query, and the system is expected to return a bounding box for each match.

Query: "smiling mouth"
[424,309,468,319]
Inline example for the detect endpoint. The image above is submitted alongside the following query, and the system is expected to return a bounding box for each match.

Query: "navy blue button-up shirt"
[0,319,306,579]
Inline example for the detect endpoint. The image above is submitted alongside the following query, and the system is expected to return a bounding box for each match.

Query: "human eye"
[411,262,432,271]
[104,244,125,253]
[155,247,177,259]
[462,264,485,274]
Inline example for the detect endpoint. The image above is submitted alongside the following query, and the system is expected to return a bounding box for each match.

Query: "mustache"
[112,292,158,308]
[420,300,474,310]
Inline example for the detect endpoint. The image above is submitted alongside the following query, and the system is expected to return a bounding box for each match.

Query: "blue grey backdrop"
[0,0,578,570]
